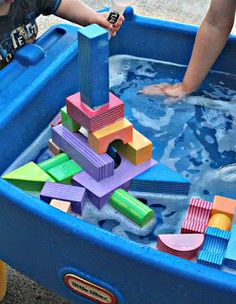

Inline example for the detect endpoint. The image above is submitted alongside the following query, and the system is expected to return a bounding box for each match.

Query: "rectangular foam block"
[211,196,236,220]
[52,125,114,181]
[131,162,190,195]
[61,106,81,132]
[78,24,109,108]
[224,224,236,269]
[38,153,70,172]
[88,118,133,154]
[48,139,62,155]
[66,92,124,132]
[113,128,152,165]
[47,159,82,184]
[40,182,86,214]
[73,157,156,209]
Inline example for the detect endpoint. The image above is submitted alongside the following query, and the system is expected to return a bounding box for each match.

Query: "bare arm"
[141,0,236,98]
[55,0,123,36]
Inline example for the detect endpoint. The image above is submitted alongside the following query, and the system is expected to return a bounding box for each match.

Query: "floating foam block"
[78,24,109,108]
[197,227,230,269]
[208,213,232,231]
[47,160,82,184]
[110,189,154,227]
[181,198,212,234]
[38,153,70,172]
[52,125,114,181]
[73,157,156,209]
[211,195,236,220]
[50,199,72,213]
[61,106,81,132]
[2,162,54,192]
[131,162,190,195]
[66,92,124,132]
[48,139,62,155]
[40,182,86,214]
[224,224,236,269]
[113,128,152,165]
[88,118,133,154]
[157,234,204,260]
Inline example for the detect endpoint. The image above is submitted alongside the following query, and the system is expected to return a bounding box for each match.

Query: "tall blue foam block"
[224,224,236,269]
[78,24,109,109]
[197,227,231,269]
[131,162,190,195]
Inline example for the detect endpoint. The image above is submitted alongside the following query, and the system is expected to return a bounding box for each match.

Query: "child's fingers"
[139,84,169,95]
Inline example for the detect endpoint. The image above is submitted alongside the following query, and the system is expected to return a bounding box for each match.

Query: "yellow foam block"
[0,261,6,301]
[113,128,153,165]
[88,118,133,154]
[48,139,62,155]
[208,213,232,231]
[50,199,72,213]
[211,196,236,220]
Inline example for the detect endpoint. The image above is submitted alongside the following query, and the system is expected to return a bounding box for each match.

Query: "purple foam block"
[40,182,87,215]
[52,125,114,181]
[73,157,156,209]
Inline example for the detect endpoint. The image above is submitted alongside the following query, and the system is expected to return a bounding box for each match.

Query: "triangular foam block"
[2,162,54,192]
[131,162,190,195]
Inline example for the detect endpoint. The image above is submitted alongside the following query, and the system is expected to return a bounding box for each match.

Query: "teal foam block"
[131,162,190,195]
[197,227,231,269]
[224,224,236,269]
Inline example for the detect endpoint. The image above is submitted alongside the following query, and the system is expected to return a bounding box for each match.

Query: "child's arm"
[141,0,236,99]
[55,0,123,36]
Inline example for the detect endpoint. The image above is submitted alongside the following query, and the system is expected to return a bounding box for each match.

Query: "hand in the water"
[140,83,191,101]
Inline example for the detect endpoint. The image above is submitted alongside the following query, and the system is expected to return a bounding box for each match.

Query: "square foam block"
[40,182,87,214]
[66,92,124,132]
[211,196,236,220]
[52,125,114,181]
[88,118,133,154]
[73,157,156,209]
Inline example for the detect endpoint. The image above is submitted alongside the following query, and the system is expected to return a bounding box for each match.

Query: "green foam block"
[110,189,154,227]
[2,162,54,192]
[47,159,82,184]
[61,106,81,132]
[38,153,70,172]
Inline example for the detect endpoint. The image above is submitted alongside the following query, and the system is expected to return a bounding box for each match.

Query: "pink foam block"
[73,157,157,209]
[181,198,212,234]
[157,234,204,260]
[66,92,124,132]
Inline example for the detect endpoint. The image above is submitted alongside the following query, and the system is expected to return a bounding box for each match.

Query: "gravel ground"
[2,1,235,304]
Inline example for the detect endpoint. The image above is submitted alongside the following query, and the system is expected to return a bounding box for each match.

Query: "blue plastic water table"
[0,8,236,304]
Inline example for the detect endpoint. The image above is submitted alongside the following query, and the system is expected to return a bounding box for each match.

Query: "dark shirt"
[0,0,61,67]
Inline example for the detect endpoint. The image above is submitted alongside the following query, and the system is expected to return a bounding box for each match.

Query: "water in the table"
[12,55,236,248]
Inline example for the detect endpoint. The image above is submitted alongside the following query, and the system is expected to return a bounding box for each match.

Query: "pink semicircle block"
[158,234,204,252]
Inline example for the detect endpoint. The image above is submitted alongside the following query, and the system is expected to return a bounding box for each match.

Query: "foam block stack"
[157,234,204,260]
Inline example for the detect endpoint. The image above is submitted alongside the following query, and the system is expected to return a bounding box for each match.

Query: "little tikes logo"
[64,274,117,304]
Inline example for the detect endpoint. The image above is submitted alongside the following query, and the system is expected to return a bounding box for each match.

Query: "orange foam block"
[208,213,232,231]
[88,118,133,154]
[211,196,236,220]
[48,139,62,155]
[113,128,153,165]
[50,199,72,213]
